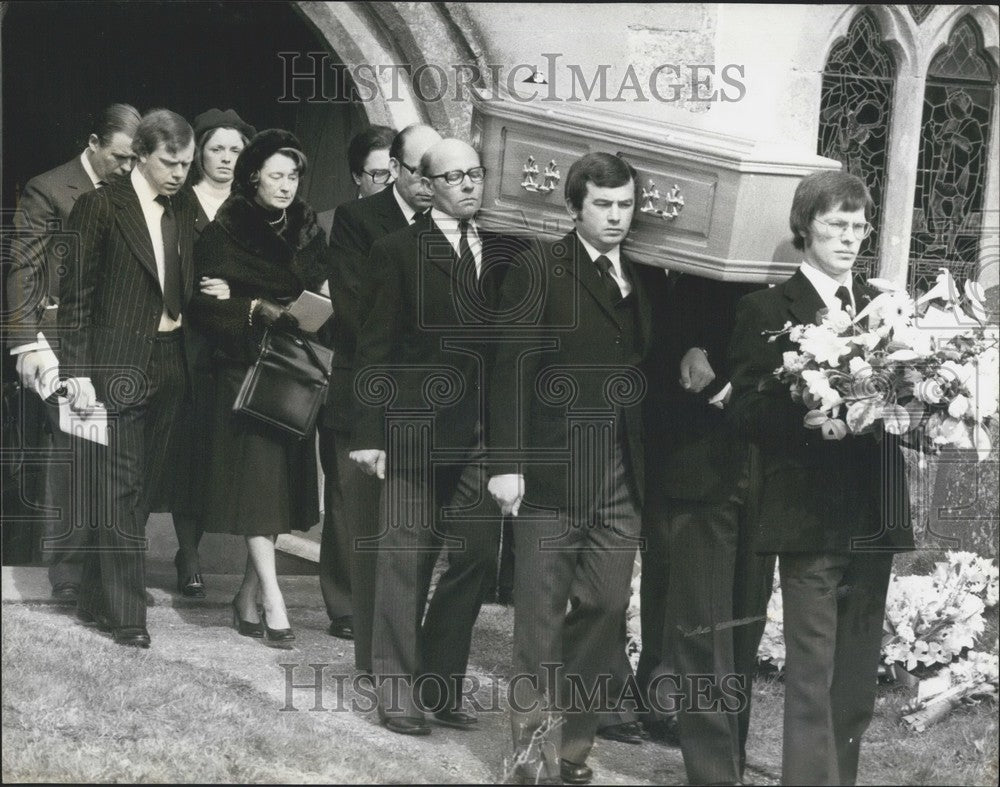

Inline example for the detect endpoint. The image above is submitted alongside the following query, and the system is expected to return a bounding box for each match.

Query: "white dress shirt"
[800,262,855,313]
[431,208,482,278]
[80,150,103,188]
[192,181,227,222]
[131,168,182,331]
[392,184,419,225]
[576,234,631,298]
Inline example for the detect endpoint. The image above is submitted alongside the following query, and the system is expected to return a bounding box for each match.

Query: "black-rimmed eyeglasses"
[362,168,393,185]
[427,167,487,186]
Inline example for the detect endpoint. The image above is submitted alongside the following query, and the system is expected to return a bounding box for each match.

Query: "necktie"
[458,219,471,262]
[835,285,853,314]
[458,219,478,280]
[595,254,622,303]
[155,194,183,319]
[97,180,108,188]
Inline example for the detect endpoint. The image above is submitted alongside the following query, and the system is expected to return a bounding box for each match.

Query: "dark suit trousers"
[14,390,91,587]
[511,449,641,770]
[664,494,775,785]
[636,488,676,721]
[779,551,893,786]
[318,426,380,671]
[43,397,92,587]
[372,453,498,717]
[76,333,187,629]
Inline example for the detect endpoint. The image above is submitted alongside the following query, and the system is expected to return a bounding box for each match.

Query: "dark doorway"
[2,0,367,213]
[1,0,372,563]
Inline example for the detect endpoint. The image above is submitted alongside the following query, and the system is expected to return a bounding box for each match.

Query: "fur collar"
[214,193,323,264]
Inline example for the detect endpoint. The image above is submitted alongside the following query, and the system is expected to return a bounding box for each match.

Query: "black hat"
[232,129,304,199]
[192,108,256,143]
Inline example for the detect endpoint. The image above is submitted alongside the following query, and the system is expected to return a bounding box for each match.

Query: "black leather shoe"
[327,616,354,640]
[112,627,151,648]
[432,709,478,729]
[181,574,206,598]
[52,582,80,602]
[644,716,681,747]
[560,759,593,785]
[232,600,264,638]
[597,720,647,745]
[261,611,296,649]
[383,716,431,736]
[174,551,206,598]
[77,609,112,631]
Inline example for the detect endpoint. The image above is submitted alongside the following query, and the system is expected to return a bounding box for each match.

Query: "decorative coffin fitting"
[471,93,840,282]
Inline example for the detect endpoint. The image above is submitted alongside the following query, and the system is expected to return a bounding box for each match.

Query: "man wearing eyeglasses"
[350,138,527,736]
[727,170,912,785]
[348,125,396,199]
[317,124,442,669]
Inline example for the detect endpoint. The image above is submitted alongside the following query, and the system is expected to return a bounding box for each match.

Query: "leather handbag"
[233,327,334,439]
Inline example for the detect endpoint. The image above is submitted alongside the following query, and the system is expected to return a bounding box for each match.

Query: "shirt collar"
[391,184,418,224]
[130,166,162,208]
[800,262,853,308]
[576,232,621,269]
[430,208,478,237]
[80,150,102,188]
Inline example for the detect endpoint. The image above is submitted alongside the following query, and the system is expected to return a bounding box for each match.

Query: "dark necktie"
[458,219,477,280]
[835,284,853,314]
[595,254,622,303]
[155,194,182,319]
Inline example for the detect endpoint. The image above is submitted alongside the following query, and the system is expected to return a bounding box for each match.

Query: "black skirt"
[199,355,319,536]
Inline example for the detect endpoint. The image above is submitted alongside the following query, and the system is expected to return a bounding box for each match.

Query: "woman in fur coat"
[189,129,330,647]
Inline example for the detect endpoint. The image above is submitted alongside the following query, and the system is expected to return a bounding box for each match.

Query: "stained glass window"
[818,13,895,280]
[909,18,996,292]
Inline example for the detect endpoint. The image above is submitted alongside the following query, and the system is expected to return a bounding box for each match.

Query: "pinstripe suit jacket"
[57,175,196,405]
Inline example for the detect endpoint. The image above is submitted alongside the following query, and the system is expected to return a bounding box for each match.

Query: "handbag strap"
[264,327,331,381]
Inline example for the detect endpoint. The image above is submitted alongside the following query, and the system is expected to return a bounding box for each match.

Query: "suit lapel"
[112,180,159,283]
[423,220,458,281]
[624,255,651,352]
[177,190,196,304]
[783,269,827,326]
[65,157,93,201]
[569,234,621,326]
[376,185,408,234]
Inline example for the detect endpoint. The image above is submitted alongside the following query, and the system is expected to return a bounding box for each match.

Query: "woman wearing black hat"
[160,109,257,599]
[189,129,330,646]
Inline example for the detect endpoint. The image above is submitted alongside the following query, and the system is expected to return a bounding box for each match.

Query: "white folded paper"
[59,398,108,445]
[287,290,334,333]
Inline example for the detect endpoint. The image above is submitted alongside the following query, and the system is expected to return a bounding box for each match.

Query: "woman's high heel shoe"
[231,599,264,638]
[260,609,296,649]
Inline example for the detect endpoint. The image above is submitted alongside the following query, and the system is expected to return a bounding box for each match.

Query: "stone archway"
[292,1,483,138]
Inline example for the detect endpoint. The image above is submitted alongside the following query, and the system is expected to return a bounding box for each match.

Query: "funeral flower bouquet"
[759,552,999,729]
[769,269,998,460]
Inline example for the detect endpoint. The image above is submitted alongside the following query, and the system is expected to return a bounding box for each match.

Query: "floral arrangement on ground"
[757,551,998,730]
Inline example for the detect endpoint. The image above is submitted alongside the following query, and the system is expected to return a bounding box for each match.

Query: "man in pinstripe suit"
[58,109,196,648]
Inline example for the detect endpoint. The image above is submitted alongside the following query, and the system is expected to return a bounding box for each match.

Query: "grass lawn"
[2,600,997,784]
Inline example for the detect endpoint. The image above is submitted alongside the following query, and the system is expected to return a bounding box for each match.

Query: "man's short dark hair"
[131,109,194,158]
[790,170,873,251]
[348,125,395,176]
[92,103,141,146]
[389,123,432,166]
[564,152,637,212]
